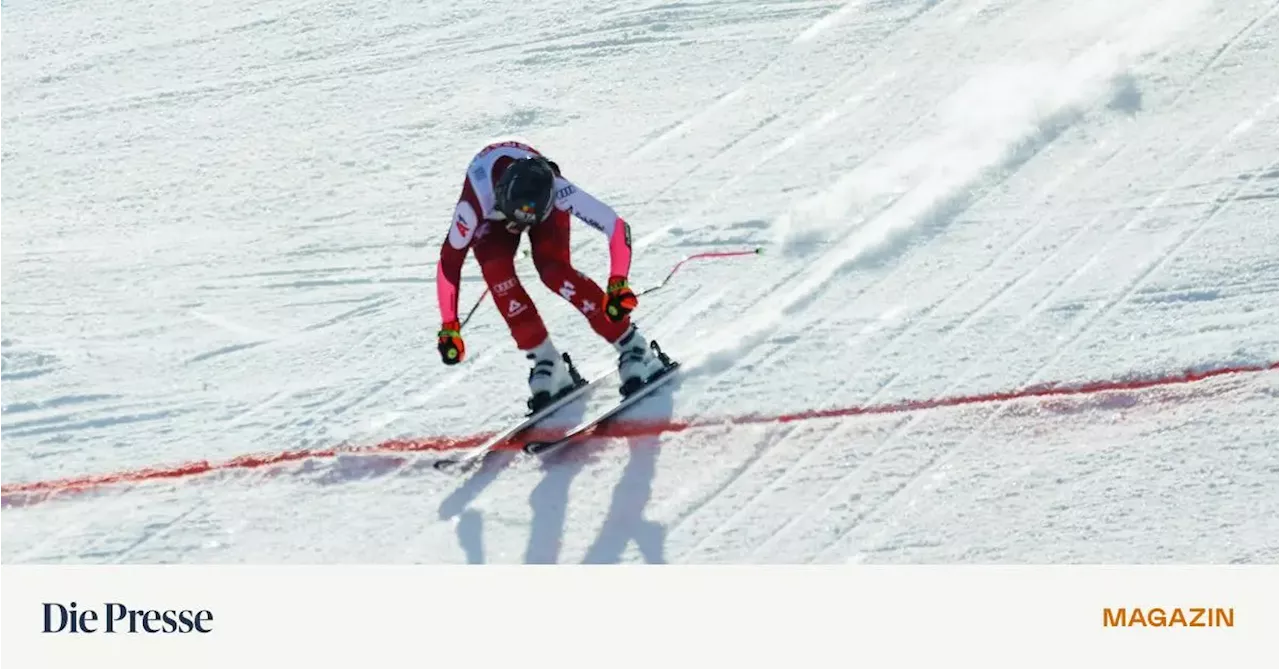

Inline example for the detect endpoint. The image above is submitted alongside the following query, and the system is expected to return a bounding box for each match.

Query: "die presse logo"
[43,602,213,634]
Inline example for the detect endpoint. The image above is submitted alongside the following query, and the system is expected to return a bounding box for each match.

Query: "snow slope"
[2,0,1276,563]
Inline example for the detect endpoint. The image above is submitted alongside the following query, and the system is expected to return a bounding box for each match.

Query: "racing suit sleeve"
[437,199,480,324]
[552,177,632,279]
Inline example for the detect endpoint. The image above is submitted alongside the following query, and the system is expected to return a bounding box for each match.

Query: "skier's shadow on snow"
[437,382,674,564]
[577,430,668,564]
[527,383,674,564]
[436,398,592,563]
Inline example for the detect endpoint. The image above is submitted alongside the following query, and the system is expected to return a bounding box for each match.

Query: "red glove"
[437,320,465,365]
[602,276,638,322]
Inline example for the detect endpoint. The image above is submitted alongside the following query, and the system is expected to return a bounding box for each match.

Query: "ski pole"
[459,288,491,329]
[636,247,762,297]
[458,246,763,328]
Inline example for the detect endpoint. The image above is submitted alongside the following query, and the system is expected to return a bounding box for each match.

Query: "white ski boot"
[524,338,580,414]
[613,324,667,396]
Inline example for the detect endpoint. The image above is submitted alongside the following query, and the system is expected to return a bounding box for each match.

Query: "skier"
[433,138,668,411]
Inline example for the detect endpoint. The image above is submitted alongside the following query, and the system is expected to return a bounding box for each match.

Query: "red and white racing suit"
[436,139,635,351]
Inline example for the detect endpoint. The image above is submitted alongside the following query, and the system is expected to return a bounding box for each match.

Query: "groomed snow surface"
[2,0,1277,563]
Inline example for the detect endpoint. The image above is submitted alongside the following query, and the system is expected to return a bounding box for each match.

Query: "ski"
[523,343,680,459]
[432,353,606,474]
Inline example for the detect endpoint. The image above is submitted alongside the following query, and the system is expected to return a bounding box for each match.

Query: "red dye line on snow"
[585,361,1279,439]
[3,361,1275,503]
[0,435,489,500]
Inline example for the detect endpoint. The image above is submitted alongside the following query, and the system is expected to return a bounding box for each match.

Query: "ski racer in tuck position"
[434,139,668,412]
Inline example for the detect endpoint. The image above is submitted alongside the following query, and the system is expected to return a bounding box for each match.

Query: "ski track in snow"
[2,0,1276,563]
